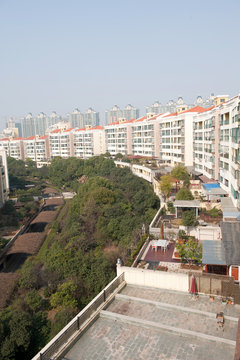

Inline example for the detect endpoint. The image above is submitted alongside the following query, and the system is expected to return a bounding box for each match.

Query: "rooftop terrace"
[33,265,240,360]
[60,284,239,360]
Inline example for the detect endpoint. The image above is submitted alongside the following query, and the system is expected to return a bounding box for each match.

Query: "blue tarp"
[202,183,220,190]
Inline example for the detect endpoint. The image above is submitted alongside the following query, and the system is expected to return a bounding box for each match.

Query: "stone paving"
[61,285,238,360]
[62,317,235,360]
[107,297,237,340]
[120,284,240,317]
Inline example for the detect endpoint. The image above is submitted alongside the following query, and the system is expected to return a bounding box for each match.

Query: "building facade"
[0,148,9,207]
[73,126,105,159]
[21,112,61,137]
[105,104,139,124]
[68,108,99,129]
[23,136,50,163]
[159,107,207,167]
[193,95,240,207]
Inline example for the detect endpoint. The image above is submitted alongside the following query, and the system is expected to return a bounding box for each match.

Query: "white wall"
[117,265,189,292]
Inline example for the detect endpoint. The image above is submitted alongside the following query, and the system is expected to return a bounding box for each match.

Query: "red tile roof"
[51,129,61,133]
[135,116,147,122]
[163,112,178,118]
[12,137,25,140]
[90,126,104,130]
[0,138,10,141]
[25,136,35,140]
[38,135,48,139]
[63,128,74,132]
[180,106,207,114]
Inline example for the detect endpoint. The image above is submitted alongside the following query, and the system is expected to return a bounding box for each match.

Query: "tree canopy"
[176,188,194,200]
[171,164,190,187]
[159,175,172,198]
[182,210,197,227]
[176,238,202,266]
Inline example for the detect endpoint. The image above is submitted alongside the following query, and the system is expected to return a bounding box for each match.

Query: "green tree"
[50,280,78,309]
[25,290,43,312]
[115,153,124,159]
[176,238,202,266]
[176,188,194,200]
[50,307,76,338]
[160,175,172,198]
[182,210,197,227]
[171,164,190,187]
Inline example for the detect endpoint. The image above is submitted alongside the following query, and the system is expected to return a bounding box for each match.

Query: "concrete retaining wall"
[117,265,189,292]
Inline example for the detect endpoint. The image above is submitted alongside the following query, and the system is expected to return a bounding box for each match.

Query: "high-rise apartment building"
[123,104,139,121]
[0,148,9,208]
[84,108,100,127]
[146,100,177,115]
[105,104,139,124]
[68,109,84,129]
[68,108,99,129]
[21,113,35,138]
[21,112,61,137]
[105,105,123,125]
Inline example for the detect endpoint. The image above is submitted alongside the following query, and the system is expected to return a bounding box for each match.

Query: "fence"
[189,272,240,304]
[33,273,125,360]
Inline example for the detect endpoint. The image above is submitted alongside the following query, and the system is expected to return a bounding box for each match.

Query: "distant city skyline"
[0,93,222,131]
[0,0,239,129]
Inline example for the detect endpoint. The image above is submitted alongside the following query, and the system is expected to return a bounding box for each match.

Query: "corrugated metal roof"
[221,222,240,265]
[202,240,226,265]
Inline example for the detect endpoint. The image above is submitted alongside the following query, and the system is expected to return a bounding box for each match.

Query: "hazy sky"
[0,0,240,128]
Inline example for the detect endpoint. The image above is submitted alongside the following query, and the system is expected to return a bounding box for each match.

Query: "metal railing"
[35,273,125,360]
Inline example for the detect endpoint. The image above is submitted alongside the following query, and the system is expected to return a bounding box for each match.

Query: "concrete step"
[120,284,240,318]
[101,310,236,347]
[106,294,238,341]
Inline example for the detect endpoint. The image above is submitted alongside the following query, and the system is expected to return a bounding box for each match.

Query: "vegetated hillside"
[0,156,159,360]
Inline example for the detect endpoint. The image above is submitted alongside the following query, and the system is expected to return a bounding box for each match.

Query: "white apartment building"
[0,138,10,155]
[193,106,216,179]
[24,136,50,163]
[159,107,207,167]
[73,126,105,159]
[105,120,134,155]
[8,138,25,160]
[193,95,240,207]
[131,115,160,157]
[0,148,9,207]
[49,129,73,159]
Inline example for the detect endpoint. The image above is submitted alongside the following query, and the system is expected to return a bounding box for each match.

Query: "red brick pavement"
[143,242,180,263]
